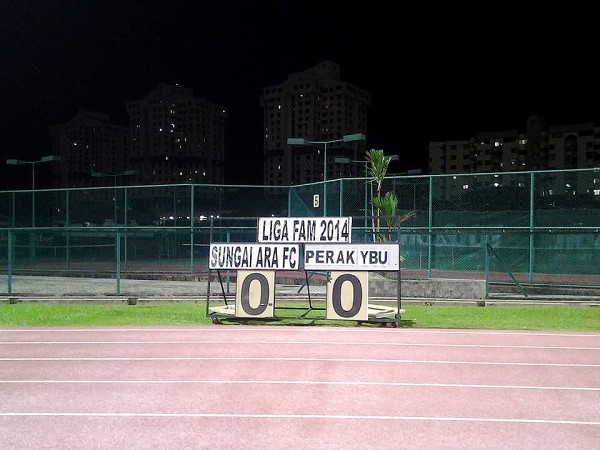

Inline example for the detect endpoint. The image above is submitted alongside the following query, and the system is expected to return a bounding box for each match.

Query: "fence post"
[339,179,343,216]
[190,184,194,274]
[115,229,121,294]
[205,217,214,317]
[484,234,490,298]
[66,190,71,273]
[529,172,535,285]
[7,230,13,294]
[427,176,433,278]
[124,187,128,271]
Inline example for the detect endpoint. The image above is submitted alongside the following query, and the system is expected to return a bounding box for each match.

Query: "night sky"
[1,2,598,189]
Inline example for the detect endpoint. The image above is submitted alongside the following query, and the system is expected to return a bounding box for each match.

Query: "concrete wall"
[370,277,486,299]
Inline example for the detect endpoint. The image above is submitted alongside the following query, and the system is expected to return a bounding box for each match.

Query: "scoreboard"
[209,217,400,321]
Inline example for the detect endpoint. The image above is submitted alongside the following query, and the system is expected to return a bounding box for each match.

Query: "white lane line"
[1,356,598,367]
[1,380,598,391]
[1,328,598,337]
[0,412,598,425]
[1,340,598,350]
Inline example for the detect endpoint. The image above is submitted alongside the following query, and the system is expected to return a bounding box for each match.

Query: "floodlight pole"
[6,155,61,259]
[287,133,365,216]
[91,170,137,225]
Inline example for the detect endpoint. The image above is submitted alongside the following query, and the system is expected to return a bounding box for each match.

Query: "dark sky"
[1,2,598,189]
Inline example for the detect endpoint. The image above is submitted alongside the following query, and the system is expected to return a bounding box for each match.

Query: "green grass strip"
[0,303,598,331]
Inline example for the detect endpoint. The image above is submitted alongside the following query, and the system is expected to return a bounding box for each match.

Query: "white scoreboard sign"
[209,244,299,270]
[304,244,399,271]
[258,217,352,243]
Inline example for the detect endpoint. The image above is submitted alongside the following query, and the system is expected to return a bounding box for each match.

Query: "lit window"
[462,184,469,189]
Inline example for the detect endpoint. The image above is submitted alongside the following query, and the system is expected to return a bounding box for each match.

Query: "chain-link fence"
[289,168,600,290]
[1,169,599,294]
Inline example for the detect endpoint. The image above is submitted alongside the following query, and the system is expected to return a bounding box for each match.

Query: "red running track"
[0,326,598,449]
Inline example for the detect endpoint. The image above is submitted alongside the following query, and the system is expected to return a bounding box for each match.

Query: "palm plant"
[365,148,415,243]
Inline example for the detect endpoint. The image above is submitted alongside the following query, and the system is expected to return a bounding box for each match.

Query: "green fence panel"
[0,168,598,294]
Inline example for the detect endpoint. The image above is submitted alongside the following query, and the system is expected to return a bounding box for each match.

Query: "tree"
[365,149,415,243]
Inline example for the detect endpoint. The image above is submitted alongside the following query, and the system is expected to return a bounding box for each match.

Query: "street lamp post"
[91,170,138,225]
[91,170,137,294]
[335,157,369,231]
[6,155,61,259]
[287,133,365,216]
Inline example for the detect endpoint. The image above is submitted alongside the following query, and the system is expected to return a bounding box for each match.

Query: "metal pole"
[363,162,368,240]
[113,175,117,225]
[323,141,327,216]
[529,172,535,285]
[11,192,15,227]
[7,230,13,294]
[428,176,433,278]
[31,162,35,228]
[124,186,128,271]
[115,229,121,294]
[31,162,35,260]
[66,190,70,272]
[190,184,194,274]
[339,179,343,216]
[484,234,490,297]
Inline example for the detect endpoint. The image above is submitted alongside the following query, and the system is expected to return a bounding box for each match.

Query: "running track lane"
[0,326,598,449]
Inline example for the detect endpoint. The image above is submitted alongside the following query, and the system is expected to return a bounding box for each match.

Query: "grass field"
[1,303,598,331]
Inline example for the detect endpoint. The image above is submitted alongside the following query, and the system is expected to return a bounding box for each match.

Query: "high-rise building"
[49,109,130,188]
[428,115,600,200]
[429,115,600,175]
[260,61,370,186]
[125,83,227,185]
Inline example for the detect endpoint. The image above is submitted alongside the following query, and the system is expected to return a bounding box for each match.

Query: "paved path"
[0,274,321,299]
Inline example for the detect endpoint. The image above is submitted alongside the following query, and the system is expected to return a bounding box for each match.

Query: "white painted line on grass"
[1,379,598,391]
[1,412,598,425]
[1,356,598,367]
